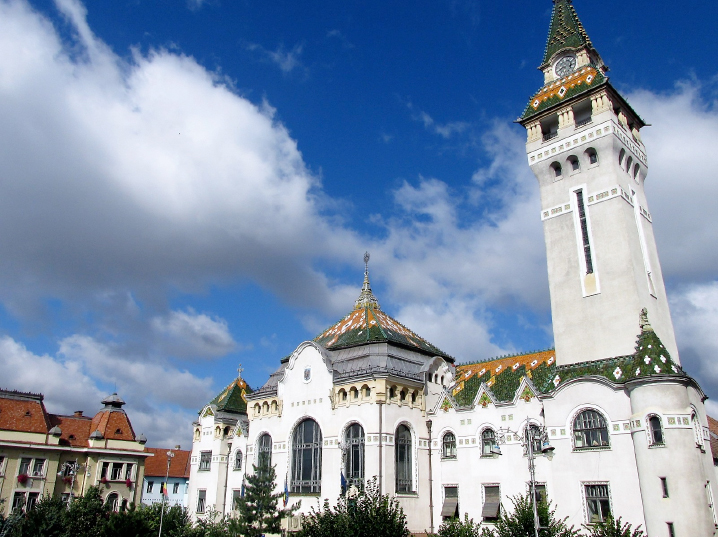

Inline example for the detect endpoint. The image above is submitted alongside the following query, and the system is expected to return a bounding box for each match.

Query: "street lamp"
[158,448,175,537]
[492,425,554,537]
[57,459,85,507]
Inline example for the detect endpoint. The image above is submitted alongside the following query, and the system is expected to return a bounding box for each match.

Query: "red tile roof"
[90,410,136,442]
[144,448,191,478]
[0,391,51,434]
[48,415,93,447]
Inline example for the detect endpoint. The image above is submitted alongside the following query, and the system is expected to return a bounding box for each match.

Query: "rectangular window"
[125,464,134,480]
[173,482,180,494]
[575,189,594,274]
[26,492,39,510]
[199,451,212,471]
[147,481,154,493]
[18,458,31,475]
[101,461,110,479]
[232,489,242,511]
[111,463,123,480]
[482,485,500,522]
[31,459,45,477]
[661,477,669,498]
[534,484,547,504]
[12,492,27,511]
[585,484,611,523]
[441,486,459,520]
[197,490,206,513]
[667,522,675,537]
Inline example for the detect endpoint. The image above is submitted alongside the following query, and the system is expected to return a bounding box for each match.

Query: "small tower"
[518,0,678,365]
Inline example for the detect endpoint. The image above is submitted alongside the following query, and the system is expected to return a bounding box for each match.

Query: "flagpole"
[158,448,174,537]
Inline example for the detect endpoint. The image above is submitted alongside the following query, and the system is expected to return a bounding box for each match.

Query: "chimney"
[74,411,83,417]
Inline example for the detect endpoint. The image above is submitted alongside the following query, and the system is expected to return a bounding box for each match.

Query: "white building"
[188,2,718,536]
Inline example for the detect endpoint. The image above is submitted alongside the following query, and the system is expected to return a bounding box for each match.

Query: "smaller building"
[0,389,150,515]
[141,447,191,508]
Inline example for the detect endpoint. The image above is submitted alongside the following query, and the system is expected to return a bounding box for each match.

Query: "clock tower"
[518,0,678,366]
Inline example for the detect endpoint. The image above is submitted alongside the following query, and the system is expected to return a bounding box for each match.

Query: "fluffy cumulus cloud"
[151,309,237,359]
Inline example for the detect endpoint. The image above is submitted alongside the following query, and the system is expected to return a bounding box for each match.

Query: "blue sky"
[1,0,717,446]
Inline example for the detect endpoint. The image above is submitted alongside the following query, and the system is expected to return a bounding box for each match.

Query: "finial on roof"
[354,252,380,310]
[639,308,654,333]
[237,363,244,380]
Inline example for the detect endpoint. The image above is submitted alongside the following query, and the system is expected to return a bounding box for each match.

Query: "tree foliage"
[436,513,484,537]
[298,476,410,537]
[584,517,644,537]
[233,463,297,537]
[486,494,580,537]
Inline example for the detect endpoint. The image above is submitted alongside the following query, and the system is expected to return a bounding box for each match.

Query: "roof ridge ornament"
[354,251,381,310]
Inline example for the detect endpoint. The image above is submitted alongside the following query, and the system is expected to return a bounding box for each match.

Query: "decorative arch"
[257,432,272,467]
[572,408,610,450]
[342,421,365,488]
[395,422,415,493]
[646,414,664,446]
[290,418,322,494]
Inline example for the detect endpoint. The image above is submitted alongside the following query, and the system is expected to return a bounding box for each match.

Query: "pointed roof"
[624,309,683,379]
[542,0,594,66]
[313,255,453,361]
[206,376,253,415]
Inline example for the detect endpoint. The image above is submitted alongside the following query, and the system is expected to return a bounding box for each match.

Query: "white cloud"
[151,309,237,359]
[414,108,471,139]
[246,42,305,74]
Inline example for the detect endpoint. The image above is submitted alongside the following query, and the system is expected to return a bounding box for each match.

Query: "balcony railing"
[542,132,558,142]
[575,117,593,127]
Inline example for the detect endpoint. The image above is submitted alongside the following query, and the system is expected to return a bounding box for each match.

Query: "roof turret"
[204,366,253,415]
[541,0,594,67]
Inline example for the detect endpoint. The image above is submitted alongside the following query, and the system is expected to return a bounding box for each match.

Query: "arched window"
[648,416,664,446]
[257,433,272,468]
[619,148,626,167]
[626,156,633,173]
[482,428,496,456]
[344,423,365,488]
[573,410,610,449]
[551,162,562,178]
[691,410,703,448]
[233,450,243,471]
[291,419,322,494]
[568,155,580,172]
[633,164,640,181]
[525,424,542,454]
[253,403,260,416]
[442,432,457,459]
[340,389,347,402]
[395,425,413,493]
[105,492,119,512]
[586,148,598,165]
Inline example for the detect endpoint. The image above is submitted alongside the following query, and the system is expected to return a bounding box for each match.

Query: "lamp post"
[491,425,554,537]
[158,448,175,537]
[57,459,84,507]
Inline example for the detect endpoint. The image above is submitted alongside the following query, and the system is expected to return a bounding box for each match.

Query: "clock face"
[555,55,577,77]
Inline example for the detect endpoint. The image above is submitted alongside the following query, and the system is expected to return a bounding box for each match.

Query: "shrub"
[486,494,579,537]
[436,513,484,537]
[584,517,644,537]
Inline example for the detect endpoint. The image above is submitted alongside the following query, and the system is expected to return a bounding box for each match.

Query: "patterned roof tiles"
[206,377,253,414]
[520,66,605,120]
[542,0,593,66]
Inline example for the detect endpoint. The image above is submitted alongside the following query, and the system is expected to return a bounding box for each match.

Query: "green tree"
[16,495,66,537]
[487,494,579,537]
[105,503,151,537]
[233,463,297,537]
[141,502,196,537]
[584,517,644,537]
[298,477,410,537]
[436,513,483,537]
[64,486,110,537]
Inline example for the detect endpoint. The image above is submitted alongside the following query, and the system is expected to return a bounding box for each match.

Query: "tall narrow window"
[667,522,675,537]
[12,492,27,512]
[482,485,500,521]
[125,464,134,480]
[442,432,457,459]
[585,484,611,523]
[105,492,119,512]
[258,434,272,468]
[291,419,322,494]
[526,424,542,454]
[575,189,594,274]
[196,490,206,513]
[661,477,669,498]
[234,450,243,471]
[482,429,496,456]
[32,459,45,477]
[533,484,547,505]
[630,188,656,297]
[649,416,664,446]
[441,486,459,520]
[199,451,211,471]
[18,458,31,475]
[551,162,562,179]
[395,425,413,493]
[26,492,39,511]
[344,423,365,488]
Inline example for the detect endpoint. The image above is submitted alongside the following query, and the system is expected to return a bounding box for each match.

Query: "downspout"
[222,442,232,515]
[426,419,434,534]
[378,401,383,495]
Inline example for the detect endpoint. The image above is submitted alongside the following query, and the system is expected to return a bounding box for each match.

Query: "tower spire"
[541,0,594,67]
[354,252,380,310]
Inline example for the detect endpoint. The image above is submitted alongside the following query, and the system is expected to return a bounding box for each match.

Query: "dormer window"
[115,428,122,435]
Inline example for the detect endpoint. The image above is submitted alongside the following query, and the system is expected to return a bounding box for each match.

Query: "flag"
[162,482,168,497]
[283,475,289,507]
[340,471,347,495]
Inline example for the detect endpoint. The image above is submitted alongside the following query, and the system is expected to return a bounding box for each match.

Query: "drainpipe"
[426,419,434,534]
[378,401,383,495]
[222,442,232,515]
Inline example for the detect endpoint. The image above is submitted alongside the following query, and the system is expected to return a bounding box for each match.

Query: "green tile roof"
[542,0,593,66]
[205,378,253,414]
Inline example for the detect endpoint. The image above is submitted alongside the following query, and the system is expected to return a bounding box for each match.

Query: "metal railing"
[542,131,558,142]
[575,117,593,127]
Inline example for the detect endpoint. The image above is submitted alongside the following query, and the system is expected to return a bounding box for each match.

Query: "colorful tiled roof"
[541,0,593,66]
[0,390,51,434]
[520,66,605,120]
[144,448,191,478]
[313,264,452,360]
[207,377,252,414]
[452,311,685,407]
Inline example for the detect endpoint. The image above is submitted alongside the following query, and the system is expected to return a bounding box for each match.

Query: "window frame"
[199,451,212,471]
[572,409,611,450]
[344,423,365,489]
[395,424,414,494]
[146,481,154,494]
[584,483,611,524]
[441,485,459,520]
[481,428,496,457]
[233,449,243,471]
[257,433,272,468]
[196,489,206,514]
[648,415,665,447]
[105,492,120,512]
[12,491,27,512]
[442,432,457,460]
[291,418,323,494]
[482,484,501,522]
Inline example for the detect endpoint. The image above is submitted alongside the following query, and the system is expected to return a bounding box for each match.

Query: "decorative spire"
[541,0,594,66]
[237,363,244,379]
[354,251,381,310]
[639,308,653,333]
